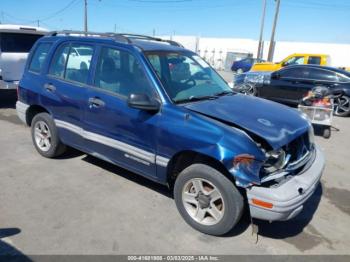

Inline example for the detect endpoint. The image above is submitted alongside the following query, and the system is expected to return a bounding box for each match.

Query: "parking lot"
[1,70,350,255]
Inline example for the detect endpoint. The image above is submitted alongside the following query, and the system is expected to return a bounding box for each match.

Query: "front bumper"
[0,80,19,90]
[246,145,325,221]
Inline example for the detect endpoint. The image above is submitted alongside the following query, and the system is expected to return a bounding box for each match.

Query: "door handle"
[44,83,56,92]
[88,97,105,108]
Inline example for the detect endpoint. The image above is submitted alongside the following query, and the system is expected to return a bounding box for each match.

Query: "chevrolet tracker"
[16,31,325,236]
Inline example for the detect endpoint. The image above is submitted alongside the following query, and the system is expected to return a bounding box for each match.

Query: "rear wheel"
[334,95,350,117]
[31,113,66,158]
[174,164,244,235]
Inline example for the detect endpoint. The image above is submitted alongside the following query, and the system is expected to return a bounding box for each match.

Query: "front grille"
[260,131,314,186]
[284,131,312,164]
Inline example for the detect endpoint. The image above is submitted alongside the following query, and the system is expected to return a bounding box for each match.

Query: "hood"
[184,94,310,150]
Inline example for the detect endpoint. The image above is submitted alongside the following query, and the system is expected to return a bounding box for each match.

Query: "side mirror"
[271,72,280,79]
[127,93,160,112]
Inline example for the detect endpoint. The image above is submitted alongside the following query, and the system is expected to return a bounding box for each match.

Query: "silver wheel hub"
[334,96,350,115]
[34,121,52,152]
[182,178,225,226]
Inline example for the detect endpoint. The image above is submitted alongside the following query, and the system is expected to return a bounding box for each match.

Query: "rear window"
[28,43,52,73]
[0,33,43,53]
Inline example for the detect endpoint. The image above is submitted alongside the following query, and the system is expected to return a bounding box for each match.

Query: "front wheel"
[334,95,350,117]
[174,164,244,236]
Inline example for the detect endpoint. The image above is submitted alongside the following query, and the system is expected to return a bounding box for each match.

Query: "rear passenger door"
[83,45,160,179]
[43,42,95,149]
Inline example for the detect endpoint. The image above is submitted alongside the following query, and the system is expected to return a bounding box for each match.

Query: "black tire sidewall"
[174,164,244,236]
[31,113,65,158]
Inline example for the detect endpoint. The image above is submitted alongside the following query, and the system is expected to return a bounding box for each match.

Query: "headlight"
[263,149,288,173]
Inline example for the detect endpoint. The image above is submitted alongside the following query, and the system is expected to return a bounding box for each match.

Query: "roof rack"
[48,30,130,44]
[48,30,184,48]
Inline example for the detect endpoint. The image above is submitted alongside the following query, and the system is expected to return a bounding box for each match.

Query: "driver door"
[83,45,161,178]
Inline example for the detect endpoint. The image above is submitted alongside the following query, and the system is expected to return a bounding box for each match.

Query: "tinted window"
[0,33,43,53]
[279,67,307,78]
[28,43,52,73]
[308,56,321,65]
[336,73,350,83]
[94,47,154,98]
[309,68,336,81]
[49,44,70,78]
[65,44,93,84]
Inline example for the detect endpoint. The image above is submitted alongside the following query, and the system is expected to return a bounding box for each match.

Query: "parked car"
[233,65,350,116]
[0,24,48,90]
[251,53,330,72]
[16,31,324,236]
[231,57,264,73]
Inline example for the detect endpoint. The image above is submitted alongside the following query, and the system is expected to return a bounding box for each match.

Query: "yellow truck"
[251,53,330,72]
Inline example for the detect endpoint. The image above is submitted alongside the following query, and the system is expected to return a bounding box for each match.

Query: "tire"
[334,95,350,117]
[174,164,244,236]
[323,127,331,139]
[31,112,66,158]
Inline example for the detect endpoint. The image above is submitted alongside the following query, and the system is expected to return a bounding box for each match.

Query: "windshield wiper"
[213,90,234,97]
[175,95,219,104]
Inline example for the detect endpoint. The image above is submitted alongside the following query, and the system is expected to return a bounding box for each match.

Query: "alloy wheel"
[34,121,52,152]
[182,178,225,226]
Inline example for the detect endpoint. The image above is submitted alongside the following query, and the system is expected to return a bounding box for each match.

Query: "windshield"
[0,33,43,53]
[145,51,232,103]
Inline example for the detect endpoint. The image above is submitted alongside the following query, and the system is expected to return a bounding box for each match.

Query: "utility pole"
[152,28,156,37]
[267,0,281,62]
[114,24,117,33]
[37,20,40,27]
[84,0,88,34]
[257,0,267,60]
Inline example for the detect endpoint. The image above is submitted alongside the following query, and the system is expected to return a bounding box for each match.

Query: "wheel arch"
[26,104,50,126]
[166,150,235,189]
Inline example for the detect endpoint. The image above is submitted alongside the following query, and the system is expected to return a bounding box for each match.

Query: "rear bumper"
[16,101,29,125]
[246,145,325,221]
[0,80,19,90]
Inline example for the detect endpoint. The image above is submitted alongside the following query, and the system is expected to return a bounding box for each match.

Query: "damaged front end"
[230,126,316,188]
[231,126,324,222]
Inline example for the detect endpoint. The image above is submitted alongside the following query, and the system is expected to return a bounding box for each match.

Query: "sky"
[1,0,350,43]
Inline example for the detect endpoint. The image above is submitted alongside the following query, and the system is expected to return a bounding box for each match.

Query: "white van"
[0,24,48,89]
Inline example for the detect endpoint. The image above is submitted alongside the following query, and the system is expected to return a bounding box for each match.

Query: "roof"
[43,31,186,52]
[281,64,350,75]
[0,24,48,34]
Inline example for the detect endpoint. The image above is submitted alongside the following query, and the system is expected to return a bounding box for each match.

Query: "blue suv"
[16,31,325,236]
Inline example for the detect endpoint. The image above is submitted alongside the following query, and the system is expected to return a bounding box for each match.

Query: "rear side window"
[65,45,94,84]
[49,43,94,84]
[308,56,321,65]
[28,43,52,73]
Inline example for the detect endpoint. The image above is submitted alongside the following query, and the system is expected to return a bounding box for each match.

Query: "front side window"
[49,43,94,84]
[0,33,43,53]
[28,42,52,73]
[283,56,305,66]
[279,67,310,79]
[94,47,154,98]
[145,51,232,103]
